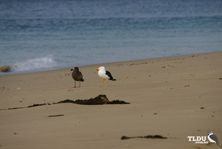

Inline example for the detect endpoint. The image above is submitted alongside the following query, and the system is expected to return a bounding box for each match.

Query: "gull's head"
[71,67,79,71]
[74,67,79,71]
[208,131,213,135]
[96,66,105,72]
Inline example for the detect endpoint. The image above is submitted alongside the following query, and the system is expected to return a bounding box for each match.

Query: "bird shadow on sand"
[0,95,129,111]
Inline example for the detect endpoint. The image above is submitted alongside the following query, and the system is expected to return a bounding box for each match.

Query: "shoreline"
[0,51,222,149]
[1,51,222,77]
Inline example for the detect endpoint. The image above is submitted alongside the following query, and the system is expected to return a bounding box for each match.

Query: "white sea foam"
[13,56,57,72]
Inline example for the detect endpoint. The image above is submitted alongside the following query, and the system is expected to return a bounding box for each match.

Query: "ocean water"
[0,0,222,74]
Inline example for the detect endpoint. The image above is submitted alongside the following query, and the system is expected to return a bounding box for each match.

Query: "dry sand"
[0,52,222,149]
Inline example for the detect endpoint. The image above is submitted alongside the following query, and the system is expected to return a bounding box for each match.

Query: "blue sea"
[0,0,222,74]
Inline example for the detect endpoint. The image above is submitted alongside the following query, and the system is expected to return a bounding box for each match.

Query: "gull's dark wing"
[106,71,115,81]
[210,134,219,145]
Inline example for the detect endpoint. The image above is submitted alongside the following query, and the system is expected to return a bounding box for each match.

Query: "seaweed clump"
[57,95,130,105]
[121,135,167,140]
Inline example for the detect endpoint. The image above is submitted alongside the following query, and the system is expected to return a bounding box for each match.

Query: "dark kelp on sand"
[121,135,167,140]
[1,94,130,110]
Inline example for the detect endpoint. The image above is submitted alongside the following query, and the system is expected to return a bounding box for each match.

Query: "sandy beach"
[0,52,222,149]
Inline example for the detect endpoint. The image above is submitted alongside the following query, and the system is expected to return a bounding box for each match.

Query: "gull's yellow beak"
[96,68,99,71]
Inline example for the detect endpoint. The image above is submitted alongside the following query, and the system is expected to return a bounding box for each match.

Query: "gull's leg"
[100,79,104,88]
[106,79,108,88]
[74,81,76,88]
[100,79,102,88]
[79,81,81,88]
[102,79,104,88]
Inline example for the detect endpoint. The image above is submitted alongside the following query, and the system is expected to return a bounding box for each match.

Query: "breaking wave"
[13,56,57,72]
